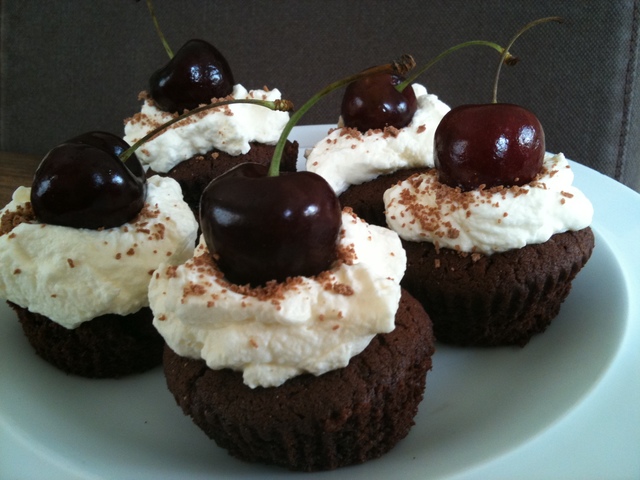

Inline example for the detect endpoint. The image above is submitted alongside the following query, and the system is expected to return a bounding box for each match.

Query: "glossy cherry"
[31,141,146,230]
[149,39,235,113]
[66,131,146,183]
[434,103,545,190]
[200,163,342,286]
[341,73,417,132]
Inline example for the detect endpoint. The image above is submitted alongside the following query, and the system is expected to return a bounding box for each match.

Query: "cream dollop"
[123,84,290,173]
[305,84,450,195]
[0,176,198,328]
[384,153,593,254]
[149,209,406,388]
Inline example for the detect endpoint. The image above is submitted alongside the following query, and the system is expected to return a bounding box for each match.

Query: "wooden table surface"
[0,152,41,206]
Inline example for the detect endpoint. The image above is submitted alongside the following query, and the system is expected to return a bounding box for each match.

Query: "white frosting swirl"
[123,84,290,173]
[0,176,198,328]
[383,153,593,254]
[305,84,450,195]
[149,209,406,388]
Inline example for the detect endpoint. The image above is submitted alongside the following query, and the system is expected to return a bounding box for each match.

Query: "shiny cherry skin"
[31,142,146,230]
[341,73,417,132]
[150,39,235,113]
[66,131,145,183]
[200,163,342,286]
[434,103,545,190]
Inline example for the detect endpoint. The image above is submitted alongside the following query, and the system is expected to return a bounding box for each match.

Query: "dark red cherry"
[200,163,342,286]
[149,39,235,113]
[31,142,146,230]
[341,73,417,132]
[66,131,145,183]
[434,103,545,190]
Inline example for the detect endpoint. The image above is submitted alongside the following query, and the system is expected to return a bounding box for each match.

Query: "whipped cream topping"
[384,153,593,254]
[305,84,450,195]
[123,84,290,173]
[150,209,406,389]
[0,176,198,328]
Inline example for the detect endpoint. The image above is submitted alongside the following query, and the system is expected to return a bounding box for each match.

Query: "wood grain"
[0,152,41,206]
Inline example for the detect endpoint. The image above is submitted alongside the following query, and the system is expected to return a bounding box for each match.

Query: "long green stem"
[396,40,518,93]
[268,55,416,177]
[146,0,173,58]
[120,98,294,162]
[492,16,563,103]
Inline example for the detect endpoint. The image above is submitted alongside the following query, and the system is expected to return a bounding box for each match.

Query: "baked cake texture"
[400,228,594,346]
[162,288,435,471]
[10,303,162,377]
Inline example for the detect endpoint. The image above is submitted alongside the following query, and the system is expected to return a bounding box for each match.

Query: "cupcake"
[305,82,449,223]
[0,175,198,377]
[123,85,299,214]
[149,208,435,471]
[383,152,595,346]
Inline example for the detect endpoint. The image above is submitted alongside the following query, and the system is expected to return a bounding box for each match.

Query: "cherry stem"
[145,0,173,58]
[119,98,294,163]
[267,54,416,177]
[492,16,564,103]
[396,41,518,93]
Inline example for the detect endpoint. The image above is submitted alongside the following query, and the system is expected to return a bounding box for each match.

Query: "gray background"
[1,0,638,191]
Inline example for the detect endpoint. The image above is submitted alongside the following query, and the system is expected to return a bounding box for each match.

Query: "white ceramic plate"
[1,125,639,479]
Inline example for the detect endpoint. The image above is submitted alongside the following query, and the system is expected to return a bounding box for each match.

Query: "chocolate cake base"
[162,289,435,471]
[340,169,595,347]
[9,303,163,378]
[154,140,299,215]
[401,227,595,346]
[338,167,429,227]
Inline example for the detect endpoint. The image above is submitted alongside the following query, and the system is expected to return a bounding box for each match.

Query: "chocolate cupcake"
[149,208,435,470]
[163,288,434,471]
[124,85,299,214]
[383,153,595,346]
[0,176,198,377]
[400,228,594,346]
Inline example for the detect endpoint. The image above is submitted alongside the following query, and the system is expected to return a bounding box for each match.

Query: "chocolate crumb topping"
[1,202,36,236]
[382,126,401,138]
[391,170,533,245]
[332,283,355,296]
[176,226,363,307]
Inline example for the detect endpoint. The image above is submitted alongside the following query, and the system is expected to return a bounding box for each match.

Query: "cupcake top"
[149,208,406,389]
[0,176,198,328]
[305,84,450,195]
[123,84,290,173]
[384,152,593,254]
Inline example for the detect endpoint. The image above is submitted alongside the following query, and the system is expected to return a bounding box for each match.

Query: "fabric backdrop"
[1,0,638,191]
